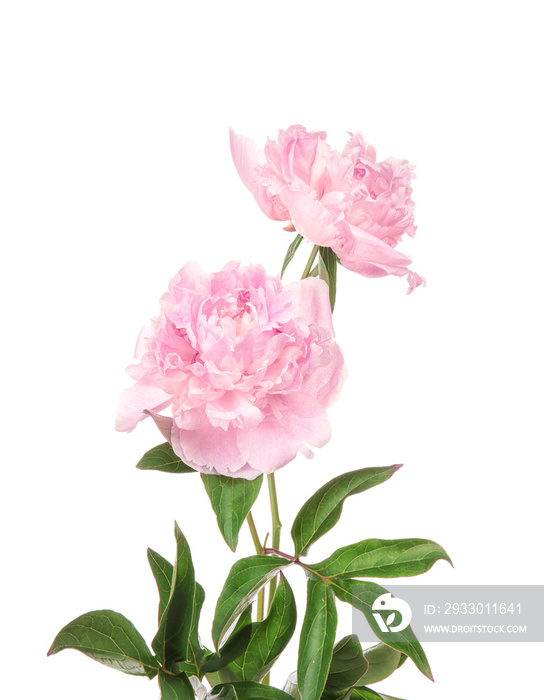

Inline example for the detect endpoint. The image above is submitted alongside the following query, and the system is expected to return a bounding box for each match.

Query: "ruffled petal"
[115,383,172,432]
[286,277,335,334]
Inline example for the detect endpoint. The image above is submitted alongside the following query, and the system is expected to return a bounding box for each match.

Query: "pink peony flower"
[116,261,346,479]
[230,126,424,293]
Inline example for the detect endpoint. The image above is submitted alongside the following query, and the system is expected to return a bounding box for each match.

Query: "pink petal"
[237,392,332,473]
[116,383,172,432]
[144,410,174,442]
[286,277,335,334]
[301,341,346,407]
[171,422,248,474]
[280,189,339,246]
[337,224,413,277]
[229,128,265,193]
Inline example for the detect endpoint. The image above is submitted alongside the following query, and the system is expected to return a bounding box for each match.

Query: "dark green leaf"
[204,606,253,682]
[158,669,194,700]
[351,690,406,700]
[212,682,294,699]
[201,625,252,675]
[358,643,403,685]
[148,548,174,622]
[281,233,304,277]
[291,466,402,557]
[209,685,239,700]
[213,555,291,649]
[201,474,263,551]
[330,578,433,681]
[47,609,159,678]
[318,247,338,311]
[137,442,195,474]
[172,582,208,678]
[189,582,207,669]
[297,576,337,700]
[230,573,297,681]
[324,635,368,694]
[206,667,242,688]
[233,604,253,634]
[350,688,383,700]
[152,523,196,669]
[310,538,452,580]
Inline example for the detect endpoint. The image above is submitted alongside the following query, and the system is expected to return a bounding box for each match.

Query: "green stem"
[247,511,263,554]
[301,244,319,279]
[267,474,281,550]
[256,587,265,624]
[266,473,282,615]
[246,511,266,623]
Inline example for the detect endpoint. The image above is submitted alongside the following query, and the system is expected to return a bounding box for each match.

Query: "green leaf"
[206,667,242,689]
[213,555,291,649]
[172,582,208,678]
[297,576,337,700]
[281,233,304,277]
[291,466,402,557]
[204,605,253,684]
[351,689,407,700]
[47,609,159,678]
[309,538,452,580]
[189,582,207,672]
[330,578,433,681]
[201,474,263,551]
[212,682,295,699]
[350,689,384,700]
[324,635,368,695]
[229,573,297,681]
[158,669,195,699]
[148,548,174,622]
[318,246,338,311]
[201,625,253,675]
[152,523,197,669]
[358,643,403,685]
[137,442,195,474]
[209,685,239,700]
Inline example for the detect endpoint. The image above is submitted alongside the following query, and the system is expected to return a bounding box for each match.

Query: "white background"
[1,1,542,698]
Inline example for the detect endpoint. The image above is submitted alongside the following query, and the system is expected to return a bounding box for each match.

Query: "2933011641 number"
[444,602,522,615]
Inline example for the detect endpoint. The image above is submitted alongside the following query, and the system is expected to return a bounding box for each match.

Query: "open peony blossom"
[230,125,424,293]
[116,261,345,479]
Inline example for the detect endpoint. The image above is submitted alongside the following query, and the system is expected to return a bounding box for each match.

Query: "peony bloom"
[230,125,424,293]
[116,261,345,479]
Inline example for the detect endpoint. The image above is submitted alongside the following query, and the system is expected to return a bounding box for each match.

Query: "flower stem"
[301,244,319,279]
[256,587,265,624]
[246,511,266,623]
[267,474,282,550]
[266,473,282,614]
[246,511,263,554]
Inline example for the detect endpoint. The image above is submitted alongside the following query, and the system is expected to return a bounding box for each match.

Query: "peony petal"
[337,224,414,278]
[144,410,173,442]
[229,128,287,221]
[237,392,332,473]
[286,276,335,334]
[301,340,346,408]
[171,422,247,473]
[229,128,265,193]
[115,383,172,432]
[280,189,339,246]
